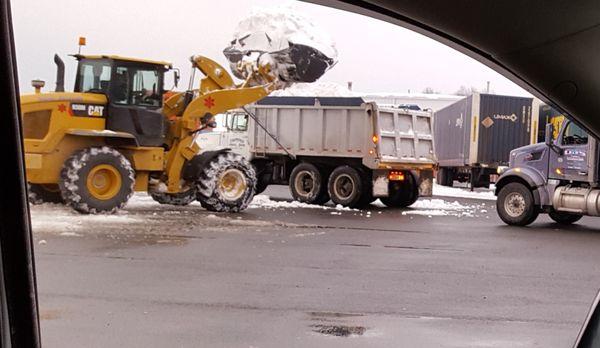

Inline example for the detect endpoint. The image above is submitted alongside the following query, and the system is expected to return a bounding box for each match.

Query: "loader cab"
[74,55,172,147]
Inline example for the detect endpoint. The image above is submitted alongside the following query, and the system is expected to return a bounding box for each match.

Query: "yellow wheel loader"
[21,50,331,214]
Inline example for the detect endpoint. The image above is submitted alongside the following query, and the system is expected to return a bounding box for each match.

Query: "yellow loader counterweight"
[21,52,288,213]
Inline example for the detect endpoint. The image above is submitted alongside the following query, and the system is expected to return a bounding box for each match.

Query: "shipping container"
[434,93,539,188]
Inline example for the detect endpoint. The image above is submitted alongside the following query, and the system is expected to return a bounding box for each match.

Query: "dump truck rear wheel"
[381,174,419,208]
[496,182,539,226]
[289,162,329,205]
[150,188,196,206]
[28,183,64,204]
[548,209,582,225]
[59,147,135,214]
[196,152,256,212]
[327,166,363,208]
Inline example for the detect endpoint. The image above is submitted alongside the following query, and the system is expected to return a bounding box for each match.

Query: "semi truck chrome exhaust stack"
[553,186,600,216]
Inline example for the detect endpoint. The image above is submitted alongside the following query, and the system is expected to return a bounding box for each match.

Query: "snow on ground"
[433,182,496,201]
[372,198,488,218]
[30,202,141,233]
[249,194,358,211]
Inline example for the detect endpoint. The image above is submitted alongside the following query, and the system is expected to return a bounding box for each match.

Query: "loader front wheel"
[28,183,64,204]
[196,152,256,212]
[59,147,135,214]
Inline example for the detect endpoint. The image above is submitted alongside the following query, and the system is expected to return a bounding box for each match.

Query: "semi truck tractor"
[434,93,540,188]
[197,96,436,208]
[495,119,598,225]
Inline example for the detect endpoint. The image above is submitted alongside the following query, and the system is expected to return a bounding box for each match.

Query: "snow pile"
[249,194,358,211]
[402,199,481,217]
[30,203,141,233]
[433,183,496,201]
[271,82,355,97]
[232,6,338,60]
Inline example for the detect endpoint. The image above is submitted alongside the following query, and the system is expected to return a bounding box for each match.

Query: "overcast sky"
[12,0,530,96]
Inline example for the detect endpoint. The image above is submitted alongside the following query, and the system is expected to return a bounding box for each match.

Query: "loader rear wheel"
[150,188,196,206]
[496,182,539,226]
[59,147,135,214]
[327,166,363,208]
[289,162,329,205]
[381,173,419,208]
[28,183,64,204]
[196,152,256,212]
[549,210,582,225]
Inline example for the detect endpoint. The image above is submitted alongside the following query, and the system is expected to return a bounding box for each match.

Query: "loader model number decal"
[70,103,105,117]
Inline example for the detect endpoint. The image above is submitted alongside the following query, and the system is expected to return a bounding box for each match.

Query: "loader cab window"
[110,64,163,108]
[75,59,112,94]
[562,121,588,145]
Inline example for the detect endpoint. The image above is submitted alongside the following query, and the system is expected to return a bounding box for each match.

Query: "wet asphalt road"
[31,185,600,347]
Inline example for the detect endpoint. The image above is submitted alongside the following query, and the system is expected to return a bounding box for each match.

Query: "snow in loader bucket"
[224,7,337,85]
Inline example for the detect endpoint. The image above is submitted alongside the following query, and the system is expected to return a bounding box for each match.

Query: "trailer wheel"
[59,147,135,214]
[196,152,256,212]
[327,166,363,208]
[496,182,539,226]
[437,168,453,187]
[549,210,582,225]
[289,162,329,205]
[28,183,64,204]
[380,173,419,208]
[150,188,196,206]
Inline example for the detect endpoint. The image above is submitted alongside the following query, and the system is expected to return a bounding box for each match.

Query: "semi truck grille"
[23,110,51,139]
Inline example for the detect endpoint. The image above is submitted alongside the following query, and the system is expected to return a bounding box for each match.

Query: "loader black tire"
[150,188,196,206]
[196,152,256,212]
[327,166,363,208]
[496,182,539,226]
[28,183,64,204]
[289,162,329,205]
[59,147,135,214]
[381,173,419,208]
[549,210,582,225]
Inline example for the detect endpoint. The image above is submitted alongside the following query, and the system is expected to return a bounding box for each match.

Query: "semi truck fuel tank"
[553,186,600,216]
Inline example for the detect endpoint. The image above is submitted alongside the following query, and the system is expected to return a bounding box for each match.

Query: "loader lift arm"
[162,55,277,193]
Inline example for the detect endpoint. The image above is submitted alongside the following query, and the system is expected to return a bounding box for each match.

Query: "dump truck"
[495,118,599,226]
[434,93,540,188]
[197,96,436,208]
[22,45,335,213]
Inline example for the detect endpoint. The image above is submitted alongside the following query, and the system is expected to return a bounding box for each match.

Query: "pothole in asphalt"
[312,324,367,337]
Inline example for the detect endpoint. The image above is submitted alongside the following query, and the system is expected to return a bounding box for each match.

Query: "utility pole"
[486,81,490,93]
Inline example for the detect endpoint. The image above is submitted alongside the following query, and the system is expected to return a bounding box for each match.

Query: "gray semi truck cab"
[495,119,599,225]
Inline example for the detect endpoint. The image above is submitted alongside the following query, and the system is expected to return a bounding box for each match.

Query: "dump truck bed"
[247,97,435,169]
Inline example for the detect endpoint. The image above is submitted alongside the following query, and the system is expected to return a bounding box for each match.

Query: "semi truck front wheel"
[496,182,539,226]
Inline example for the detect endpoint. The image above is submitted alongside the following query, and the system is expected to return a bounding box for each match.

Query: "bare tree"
[422,87,436,94]
[455,85,478,96]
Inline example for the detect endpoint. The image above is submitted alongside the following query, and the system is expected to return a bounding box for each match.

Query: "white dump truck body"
[247,96,436,169]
